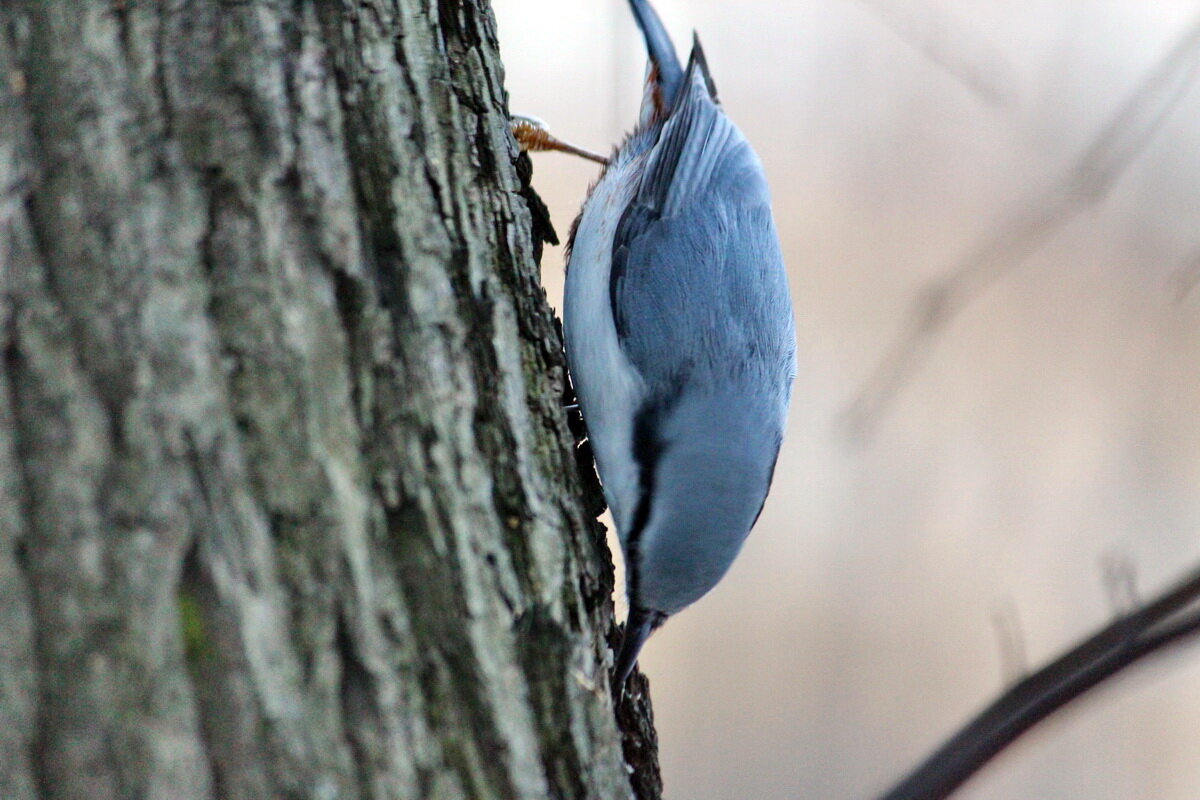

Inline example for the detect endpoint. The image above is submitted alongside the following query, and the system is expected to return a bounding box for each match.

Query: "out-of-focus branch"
[843,12,1200,442]
[989,600,1028,683]
[854,0,1019,107]
[1169,246,1200,302]
[878,562,1200,800]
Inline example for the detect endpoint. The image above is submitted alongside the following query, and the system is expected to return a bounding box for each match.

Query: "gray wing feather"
[610,54,794,401]
[605,42,796,616]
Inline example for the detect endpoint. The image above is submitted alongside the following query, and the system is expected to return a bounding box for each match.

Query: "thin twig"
[990,599,1028,684]
[877,563,1200,800]
[1168,247,1200,302]
[1100,551,1140,615]
[854,0,1019,107]
[844,12,1200,443]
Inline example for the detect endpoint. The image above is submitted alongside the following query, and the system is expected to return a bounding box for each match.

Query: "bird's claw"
[510,115,609,166]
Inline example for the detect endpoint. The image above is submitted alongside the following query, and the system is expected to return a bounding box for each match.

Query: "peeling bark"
[0,2,659,798]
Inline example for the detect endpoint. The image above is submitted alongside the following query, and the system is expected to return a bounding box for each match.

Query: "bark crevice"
[0,2,660,798]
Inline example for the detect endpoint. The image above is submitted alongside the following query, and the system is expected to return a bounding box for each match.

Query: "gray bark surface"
[0,2,659,798]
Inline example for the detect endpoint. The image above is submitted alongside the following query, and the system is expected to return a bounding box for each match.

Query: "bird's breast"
[563,153,649,539]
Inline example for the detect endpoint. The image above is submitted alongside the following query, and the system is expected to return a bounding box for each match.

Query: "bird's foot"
[510,115,609,165]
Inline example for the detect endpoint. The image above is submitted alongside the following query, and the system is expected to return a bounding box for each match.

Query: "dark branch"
[878,563,1200,800]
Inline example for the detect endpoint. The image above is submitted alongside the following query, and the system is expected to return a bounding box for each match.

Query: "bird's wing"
[606,41,795,618]
[610,43,794,403]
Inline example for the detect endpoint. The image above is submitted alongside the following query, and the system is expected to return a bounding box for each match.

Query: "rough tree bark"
[0,2,659,799]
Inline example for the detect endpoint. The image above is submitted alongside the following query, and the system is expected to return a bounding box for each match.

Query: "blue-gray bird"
[531,0,796,689]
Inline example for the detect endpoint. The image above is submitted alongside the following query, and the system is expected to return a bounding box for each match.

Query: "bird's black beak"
[613,606,667,693]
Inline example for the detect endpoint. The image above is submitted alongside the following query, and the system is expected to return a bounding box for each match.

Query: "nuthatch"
[517,0,795,689]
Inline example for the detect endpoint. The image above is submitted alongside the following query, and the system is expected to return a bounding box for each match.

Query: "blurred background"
[491,1,1200,797]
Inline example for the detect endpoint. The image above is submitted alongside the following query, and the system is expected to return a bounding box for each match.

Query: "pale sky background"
[491,1,1200,798]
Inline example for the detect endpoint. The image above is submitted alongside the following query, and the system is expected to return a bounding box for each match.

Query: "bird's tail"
[628,0,684,110]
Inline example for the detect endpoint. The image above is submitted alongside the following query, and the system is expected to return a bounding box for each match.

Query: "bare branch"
[843,12,1200,442]
[877,562,1200,800]
[1101,551,1141,615]
[1168,246,1200,302]
[990,599,1028,684]
[854,0,1019,107]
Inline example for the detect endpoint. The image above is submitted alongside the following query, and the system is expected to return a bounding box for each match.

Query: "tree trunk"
[0,2,659,798]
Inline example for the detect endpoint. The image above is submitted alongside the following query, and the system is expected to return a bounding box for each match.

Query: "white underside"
[563,154,649,541]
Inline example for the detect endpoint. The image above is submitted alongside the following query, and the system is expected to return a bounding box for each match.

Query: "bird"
[517,0,796,691]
